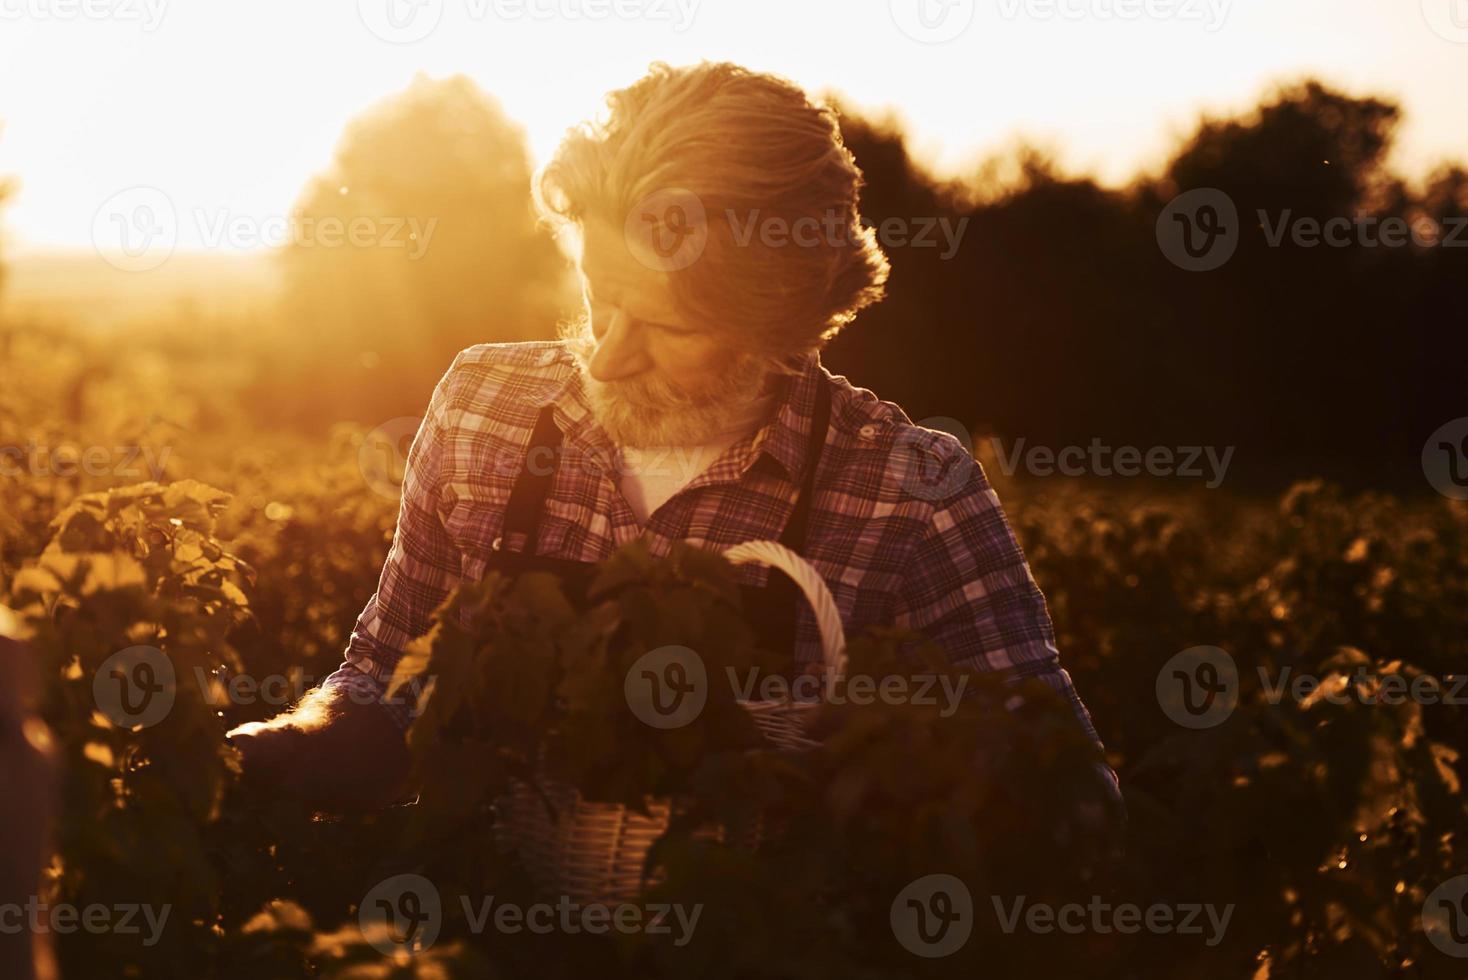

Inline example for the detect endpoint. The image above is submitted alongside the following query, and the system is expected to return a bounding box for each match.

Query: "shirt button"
[858,423,879,440]
[538,349,558,366]
[491,536,503,552]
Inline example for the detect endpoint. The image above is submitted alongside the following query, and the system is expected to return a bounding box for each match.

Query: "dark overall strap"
[500,405,563,555]
[755,377,832,659]
[775,376,832,552]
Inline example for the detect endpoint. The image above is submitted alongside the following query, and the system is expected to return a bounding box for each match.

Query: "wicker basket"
[492,540,847,905]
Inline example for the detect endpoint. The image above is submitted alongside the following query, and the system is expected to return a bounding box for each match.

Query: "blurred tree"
[820,102,969,426]
[1148,80,1432,482]
[1166,80,1400,216]
[826,80,1463,489]
[262,73,575,427]
[0,124,14,309]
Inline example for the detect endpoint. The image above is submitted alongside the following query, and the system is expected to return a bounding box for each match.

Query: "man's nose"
[588,309,650,382]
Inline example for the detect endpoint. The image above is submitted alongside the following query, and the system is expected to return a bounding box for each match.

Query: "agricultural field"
[3,318,1465,978]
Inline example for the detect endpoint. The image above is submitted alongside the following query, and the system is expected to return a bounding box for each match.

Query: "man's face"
[566,217,774,448]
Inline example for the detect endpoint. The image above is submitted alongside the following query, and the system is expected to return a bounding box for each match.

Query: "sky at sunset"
[1,0,1465,253]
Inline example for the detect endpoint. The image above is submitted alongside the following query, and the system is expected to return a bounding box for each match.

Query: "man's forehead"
[579,220,645,277]
[577,222,680,315]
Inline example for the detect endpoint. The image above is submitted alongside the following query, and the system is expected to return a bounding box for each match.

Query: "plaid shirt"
[324,341,1109,770]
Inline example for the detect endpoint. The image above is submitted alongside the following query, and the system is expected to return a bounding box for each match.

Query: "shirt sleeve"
[888,449,1124,825]
[889,445,1110,761]
[319,353,466,731]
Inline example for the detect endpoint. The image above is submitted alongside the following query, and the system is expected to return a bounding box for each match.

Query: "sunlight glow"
[0,0,1464,252]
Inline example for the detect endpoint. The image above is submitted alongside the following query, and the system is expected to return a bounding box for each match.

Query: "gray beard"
[561,315,781,449]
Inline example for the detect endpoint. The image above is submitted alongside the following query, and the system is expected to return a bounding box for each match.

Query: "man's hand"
[227,684,413,812]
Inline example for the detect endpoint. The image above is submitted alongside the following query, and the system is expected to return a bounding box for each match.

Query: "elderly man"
[229,61,1120,831]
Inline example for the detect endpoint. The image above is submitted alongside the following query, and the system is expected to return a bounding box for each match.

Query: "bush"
[2,470,1464,978]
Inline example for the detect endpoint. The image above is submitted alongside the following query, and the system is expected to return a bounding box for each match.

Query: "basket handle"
[720,540,846,674]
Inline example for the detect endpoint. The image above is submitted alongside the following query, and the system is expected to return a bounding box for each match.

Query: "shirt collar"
[535,349,827,486]
[743,349,824,485]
